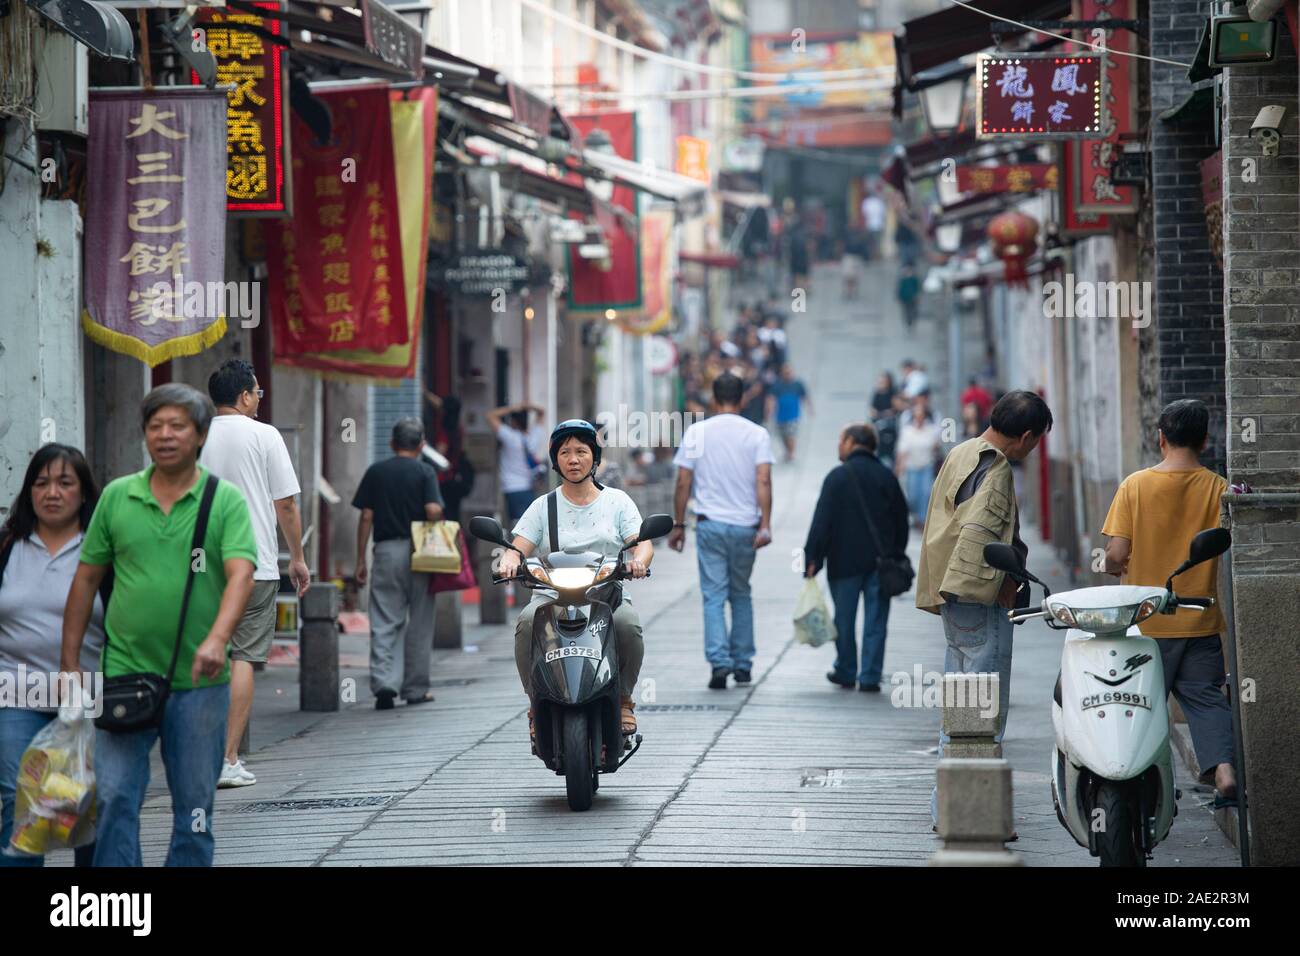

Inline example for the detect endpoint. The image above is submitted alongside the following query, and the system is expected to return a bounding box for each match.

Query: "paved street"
[50,262,1236,867]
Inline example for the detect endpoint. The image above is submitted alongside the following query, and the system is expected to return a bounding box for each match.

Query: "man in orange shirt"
[1101,399,1236,803]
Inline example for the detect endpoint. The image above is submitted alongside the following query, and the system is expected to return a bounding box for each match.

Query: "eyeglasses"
[249,388,264,399]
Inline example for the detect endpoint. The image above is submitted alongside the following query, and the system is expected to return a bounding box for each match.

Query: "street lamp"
[915,66,971,138]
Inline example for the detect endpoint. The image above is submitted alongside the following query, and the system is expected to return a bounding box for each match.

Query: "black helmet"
[549,419,603,486]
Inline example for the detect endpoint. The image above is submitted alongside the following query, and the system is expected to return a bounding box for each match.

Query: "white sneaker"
[218,760,256,788]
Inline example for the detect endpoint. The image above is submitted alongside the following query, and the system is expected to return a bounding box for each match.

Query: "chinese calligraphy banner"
[194,3,290,216]
[1058,141,1109,237]
[83,89,228,366]
[675,136,710,184]
[1071,0,1138,214]
[976,53,1104,138]
[956,163,1059,194]
[273,88,436,380]
[619,208,673,336]
[567,111,641,314]
[266,86,409,354]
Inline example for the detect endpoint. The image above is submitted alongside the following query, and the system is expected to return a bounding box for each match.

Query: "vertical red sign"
[1071,0,1138,213]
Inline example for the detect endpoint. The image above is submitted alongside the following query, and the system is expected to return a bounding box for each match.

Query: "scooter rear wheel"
[1095,781,1145,867]
[563,710,595,812]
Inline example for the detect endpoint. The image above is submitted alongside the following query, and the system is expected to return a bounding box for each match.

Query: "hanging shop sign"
[1201,150,1224,270]
[362,0,423,80]
[83,88,229,366]
[675,136,710,184]
[192,3,290,216]
[975,53,1104,138]
[439,253,531,296]
[275,88,437,381]
[1057,141,1109,238]
[619,207,673,336]
[266,85,409,354]
[1070,0,1139,214]
[567,111,641,314]
[956,163,1059,194]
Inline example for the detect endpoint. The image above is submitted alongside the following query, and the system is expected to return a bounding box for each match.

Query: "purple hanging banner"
[83,88,229,366]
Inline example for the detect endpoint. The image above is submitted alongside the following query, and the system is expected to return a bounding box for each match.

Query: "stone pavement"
[49,261,1237,866]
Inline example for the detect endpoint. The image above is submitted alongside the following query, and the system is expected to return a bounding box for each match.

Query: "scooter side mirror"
[636,513,675,543]
[469,515,510,547]
[983,543,1025,576]
[1166,527,1232,588]
[1188,527,1232,566]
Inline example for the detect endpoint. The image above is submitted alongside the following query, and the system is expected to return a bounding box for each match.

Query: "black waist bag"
[96,474,217,733]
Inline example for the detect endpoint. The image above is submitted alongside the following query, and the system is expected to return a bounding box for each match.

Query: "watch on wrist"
[673,522,686,528]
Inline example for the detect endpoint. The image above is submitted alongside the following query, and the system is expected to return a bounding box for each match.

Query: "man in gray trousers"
[353,418,444,709]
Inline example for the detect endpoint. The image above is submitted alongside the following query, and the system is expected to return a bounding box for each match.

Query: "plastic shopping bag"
[410,520,463,574]
[793,578,836,648]
[6,711,96,858]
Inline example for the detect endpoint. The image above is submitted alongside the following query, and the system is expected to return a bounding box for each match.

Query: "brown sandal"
[620,696,637,736]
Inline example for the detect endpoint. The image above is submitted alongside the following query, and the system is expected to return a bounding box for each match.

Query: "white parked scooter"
[983,528,1232,867]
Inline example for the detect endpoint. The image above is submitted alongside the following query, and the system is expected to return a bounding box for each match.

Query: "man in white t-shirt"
[668,372,775,689]
[861,187,886,260]
[203,360,309,788]
[487,402,546,524]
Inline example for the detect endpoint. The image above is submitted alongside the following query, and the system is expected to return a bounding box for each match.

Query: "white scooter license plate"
[545,646,600,663]
[1079,691,1151,711]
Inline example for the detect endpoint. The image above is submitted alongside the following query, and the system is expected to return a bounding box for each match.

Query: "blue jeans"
[0,708,94,867]
[94,684,229,867]
[828,571,890,686]
[696,519,758,671]
[931,597,1014,822]
[904,467,934,523]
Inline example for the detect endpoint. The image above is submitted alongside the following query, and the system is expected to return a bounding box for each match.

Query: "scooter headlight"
[527,563,552,586]
[1047,602,1076,627]
[594,561,619,583]
[546,567,598,589]
[1064,605,1142,629]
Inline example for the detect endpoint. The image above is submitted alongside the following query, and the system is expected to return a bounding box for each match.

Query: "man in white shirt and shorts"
[203,360,310,788]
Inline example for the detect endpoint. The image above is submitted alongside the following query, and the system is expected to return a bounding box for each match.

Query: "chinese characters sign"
[976,54,1104,138]
[362,0,423,79]
[1069,0,1138,213]
[266,86,409,354]
[194,4,289,215]
[83,89,228,366]
[567,111,641,313]
[956,163,1059,194]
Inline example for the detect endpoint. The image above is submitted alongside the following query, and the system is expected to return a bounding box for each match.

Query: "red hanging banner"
[266,86,409,354]
[566,111,642,314]
[956,163,1059,194]
[1071,0,1138,213]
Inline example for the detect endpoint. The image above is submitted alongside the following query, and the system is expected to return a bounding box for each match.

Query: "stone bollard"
[471,530,507,625]
[942,672,1002,758]
[929,673,1020,865]
[300,582,340,712]
[930,758,1022,866]
[433,590,463,648]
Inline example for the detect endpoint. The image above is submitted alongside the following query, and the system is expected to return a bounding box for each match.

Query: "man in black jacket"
[804,423,910,692]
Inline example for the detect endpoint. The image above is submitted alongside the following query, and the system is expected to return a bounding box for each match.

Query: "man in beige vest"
[915,390,1053,826]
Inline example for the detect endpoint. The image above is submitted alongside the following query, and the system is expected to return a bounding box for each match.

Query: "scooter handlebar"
[1174,596,1214,609]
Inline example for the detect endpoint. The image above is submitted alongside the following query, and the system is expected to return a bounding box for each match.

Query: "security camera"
[1251,105,1287,157]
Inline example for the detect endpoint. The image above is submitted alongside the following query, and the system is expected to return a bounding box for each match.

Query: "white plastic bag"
[6,710,96,858]
[793,578,836,648]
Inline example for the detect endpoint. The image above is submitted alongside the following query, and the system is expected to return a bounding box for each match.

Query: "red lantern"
[987,211,1039,286]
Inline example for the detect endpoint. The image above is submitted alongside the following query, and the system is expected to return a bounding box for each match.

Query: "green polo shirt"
[80,464,257,690]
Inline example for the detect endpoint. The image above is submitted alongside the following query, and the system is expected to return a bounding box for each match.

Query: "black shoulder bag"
[96,474,218,733]
[845,464,915,598]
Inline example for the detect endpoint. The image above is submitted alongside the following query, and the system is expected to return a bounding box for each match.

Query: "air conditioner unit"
[35,29,89,135]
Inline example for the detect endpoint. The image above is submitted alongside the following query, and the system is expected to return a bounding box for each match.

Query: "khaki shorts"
[231,580,280,663]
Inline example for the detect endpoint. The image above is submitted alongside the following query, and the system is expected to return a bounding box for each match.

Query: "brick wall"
[1221,22,1300,498]
[1148,0,1227,475]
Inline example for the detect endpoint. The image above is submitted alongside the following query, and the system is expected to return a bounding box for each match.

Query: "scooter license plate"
[1079,691,1151,711]
[544,646,600,663]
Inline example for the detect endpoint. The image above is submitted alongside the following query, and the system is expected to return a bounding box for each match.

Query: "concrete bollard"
[930,758,1022,866]
[433,590,463,648]
[941,672,1002,758]
[474,536,506,625]
[300,583,340,712]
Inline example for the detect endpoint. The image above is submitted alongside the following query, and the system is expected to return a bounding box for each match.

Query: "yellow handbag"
[410,520,463,573]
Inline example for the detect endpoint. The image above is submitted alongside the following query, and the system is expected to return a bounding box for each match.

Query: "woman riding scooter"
[497,420,653,747]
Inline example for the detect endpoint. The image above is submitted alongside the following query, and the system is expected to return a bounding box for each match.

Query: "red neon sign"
[976,53,1104,139]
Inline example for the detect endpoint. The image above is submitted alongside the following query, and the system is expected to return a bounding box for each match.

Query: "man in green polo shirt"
[61,383,256,867]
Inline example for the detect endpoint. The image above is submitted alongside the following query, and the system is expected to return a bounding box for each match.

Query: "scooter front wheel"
[1095,781,1146,868]
[563,709,595,812]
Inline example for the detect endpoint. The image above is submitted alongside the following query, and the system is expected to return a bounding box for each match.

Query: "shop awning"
[717,190,772,208]
[581,149,709,205]
[894,0,1070,89]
